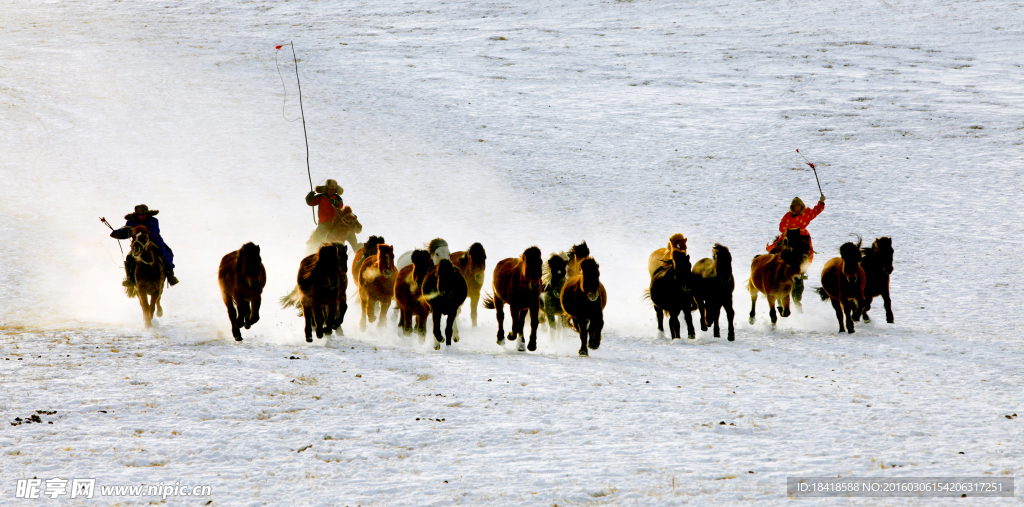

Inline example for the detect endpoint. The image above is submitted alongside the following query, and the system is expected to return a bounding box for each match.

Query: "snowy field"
[1,0,1023,505]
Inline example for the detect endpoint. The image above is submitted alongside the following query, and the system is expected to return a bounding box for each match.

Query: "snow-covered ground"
[1,0,1022,504]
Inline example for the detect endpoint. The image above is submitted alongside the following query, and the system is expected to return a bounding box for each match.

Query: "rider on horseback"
[111,204,179,288]
[305,179,361,254]
[766,194,825,302]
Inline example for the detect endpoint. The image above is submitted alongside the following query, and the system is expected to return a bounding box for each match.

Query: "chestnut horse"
[692,243,735,341]
[357,243,396,331]
[748,229,812,325]
[566,241,591,279]
[130,226,165,328]
[281,243,348,342]
[351,235,385,280]
[218,242,266,341]
[422,258,468,349]
[560,258,607,356]
[394,249,433,337]
[483,246,543,352]
[815,241,866,333]
[861,237,895,324]
[648,244,695,339]
[540,253,569,336]
[450,242,487,327]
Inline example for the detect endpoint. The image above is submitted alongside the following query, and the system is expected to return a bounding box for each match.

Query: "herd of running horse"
[125,227,894,355]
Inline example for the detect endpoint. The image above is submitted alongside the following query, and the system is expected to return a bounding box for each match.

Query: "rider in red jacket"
[767,194,825,305]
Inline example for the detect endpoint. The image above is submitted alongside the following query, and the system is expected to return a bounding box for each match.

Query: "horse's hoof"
[886,317,894,324]
[433,341,441,350]
[497,337,505,346]
[863,316,871,323]
[700,325,708,332]
[527,339,537,352]
[713,333,720,338]
[316,330,324,339]
[748,317,755,325]
[579,348,588,357]
[305,337,313,343]
[453,334,459,343]
[588,339,600,350]
[687,334,695,340]
[232,328,242,339]
[235,336,243,342]
[518,341,526,352]
[727,335,735,342]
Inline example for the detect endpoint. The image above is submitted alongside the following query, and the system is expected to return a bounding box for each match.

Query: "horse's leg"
[367,295,379,324]
[495,298,506,345]
[452,314,460,343]
[527,300,539,352]
[377,297,391,328]
[655,306,665,333]
[237,299,251,330]
[747,283,758,325]
[682,304,696,339]
[469,291,480,327]
[223,292,241,340]
[695,296,708,332]
[723,297,735,341]
[314,305,326,339]
[780,292,792,318]
[882,285,894,323]
[303,304,314,342]
[359,294,369,332]
[512,307,527,351]
[336,298,347,331]
[862,295,873,323]
[589,312,603,351]
[768,296,778,325]
[830,297,845,333]
[324,302,337,336]
[668,310,680,340]
[445,312,456,347]
[711,301,721,338]
[577,317,588,356]
[248,297,262,328]
[432,310,443,349]
[138,291,151,328]
[844,298,855,334]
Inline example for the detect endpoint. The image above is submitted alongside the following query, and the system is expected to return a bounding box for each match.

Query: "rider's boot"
[122,255,136,288]
[166,265,180,286]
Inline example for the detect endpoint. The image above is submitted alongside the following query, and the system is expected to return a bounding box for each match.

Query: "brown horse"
[483,246,543,352]
[218,242,266,341]
[560,258,607,356]
[450,242,487,327]
[394,249,433,337]
[815,241,866,333]
[357,243,396,332]
[692,243,735,341]
[748,229,812,325]
[130,226,165,328]
[648,233,688,268]
[540,253,570,336]
[648,244,695,339]
[565,241,591,279]
[859,237,894,324]
[422,258,469,349]
[281,243,348,342]
[351,235,385,279]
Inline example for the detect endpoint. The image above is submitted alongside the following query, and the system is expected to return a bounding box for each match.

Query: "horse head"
[364,235,385,258]
[239,242,263,279]
[782,229,812,268]
[569,241,590,261]
[543,254,568,293]
[436,258,461,295]
[668,233,687,252]
[317,243,341,268]
[579,258,602,302]
[839,241,863,280]
[873,237,894,275]
[712,243,732,280]
[467,242,487,284]
[521,246,543,291]
[411,249,433,283]
[428,238,450,265]
[130,226,156,263]
[376,244,396,278]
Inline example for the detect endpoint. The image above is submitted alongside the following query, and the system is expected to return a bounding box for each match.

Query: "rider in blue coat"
[110,204,179,287]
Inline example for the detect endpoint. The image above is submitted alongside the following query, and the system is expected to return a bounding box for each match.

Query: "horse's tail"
[814,286,829,301]
[482,294,495,310]
[280,286,302,309]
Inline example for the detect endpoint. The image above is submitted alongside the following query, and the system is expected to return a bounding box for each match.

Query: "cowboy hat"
[125,204,159,221]
[314,179,344,195]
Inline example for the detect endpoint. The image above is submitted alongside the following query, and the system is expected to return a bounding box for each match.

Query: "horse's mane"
[410,249,433,283]
[522,246,543,279]
[364,235,385,257]
[569,241,590,260]
[428,238,448,255]
[668,233,687,252]
[579,257,599,276]
[712,243,731,262]
[839,242,862,263]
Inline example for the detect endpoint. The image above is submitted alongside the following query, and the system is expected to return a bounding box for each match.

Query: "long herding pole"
[99,217,125,260]
[796,149,824,196]
[281,41,317,225]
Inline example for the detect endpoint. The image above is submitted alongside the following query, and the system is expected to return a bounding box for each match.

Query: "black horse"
[539,253,569,335]
[692,244,735,341]
[861,237,895,324]
[647,246,695,339]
